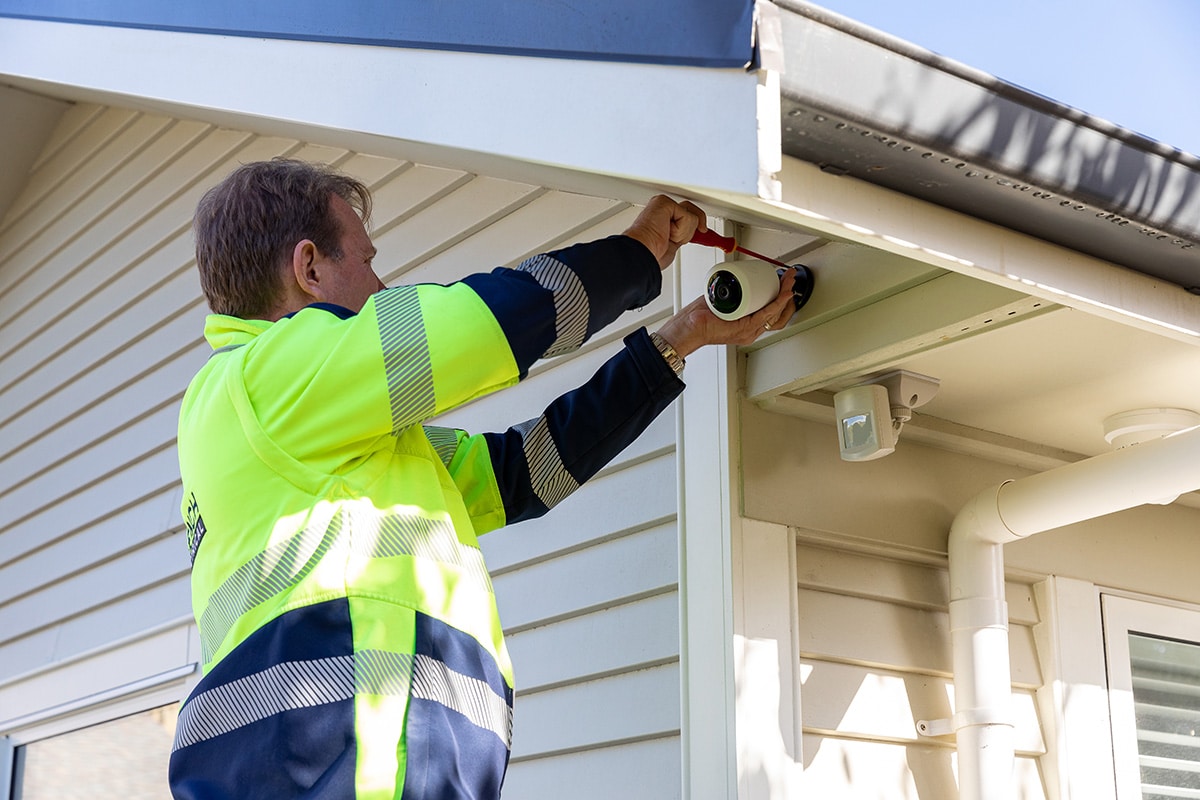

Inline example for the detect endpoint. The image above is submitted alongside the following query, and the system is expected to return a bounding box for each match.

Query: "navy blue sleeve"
[461,235,661,378]
[483,327,684,526]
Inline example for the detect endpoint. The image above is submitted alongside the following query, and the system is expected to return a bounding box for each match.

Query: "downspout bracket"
[916,707,1013,739]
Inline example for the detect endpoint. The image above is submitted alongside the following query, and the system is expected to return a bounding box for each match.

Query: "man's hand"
[655,268,800,359]
[623,195,708,270]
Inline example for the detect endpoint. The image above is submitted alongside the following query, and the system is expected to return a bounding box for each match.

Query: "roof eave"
[774,1,1200,291]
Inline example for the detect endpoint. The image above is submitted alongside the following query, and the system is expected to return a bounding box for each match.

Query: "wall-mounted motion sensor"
[834,384,896,462]
[834,370,940,461]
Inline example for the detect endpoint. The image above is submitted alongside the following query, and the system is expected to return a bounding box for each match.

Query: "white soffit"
[0,16,769,198]
[687,156,1200,351]
[0,84,68,223]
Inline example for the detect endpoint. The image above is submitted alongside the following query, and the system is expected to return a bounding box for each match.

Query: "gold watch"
[649,332,685,377]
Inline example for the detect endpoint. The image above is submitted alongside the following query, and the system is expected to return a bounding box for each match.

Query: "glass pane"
[1130,633,1200,800]
[13,704,179,800]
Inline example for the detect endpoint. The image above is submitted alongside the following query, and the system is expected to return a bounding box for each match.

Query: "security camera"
[704,260,815,321]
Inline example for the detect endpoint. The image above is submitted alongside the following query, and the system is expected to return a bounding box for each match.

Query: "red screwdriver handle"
[689,228,737,253]
[690,227,791,269]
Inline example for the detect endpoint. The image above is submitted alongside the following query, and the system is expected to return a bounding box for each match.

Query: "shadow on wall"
[796,659,1050,798]
[795,651,959,797]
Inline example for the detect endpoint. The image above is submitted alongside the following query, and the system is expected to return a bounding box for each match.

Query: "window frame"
[1034,578,1200,800]
[1,668,193,800]
[1101,593,1200,800]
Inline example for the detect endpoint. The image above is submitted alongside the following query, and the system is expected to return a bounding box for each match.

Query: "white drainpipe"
[919,423,1200,800]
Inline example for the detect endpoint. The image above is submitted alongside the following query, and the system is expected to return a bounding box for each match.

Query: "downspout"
[919,423,1200,800]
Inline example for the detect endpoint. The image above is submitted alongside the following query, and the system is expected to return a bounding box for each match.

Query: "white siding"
[0,103,684,795]
[793,543,1046,798]
[737,405,1051,798]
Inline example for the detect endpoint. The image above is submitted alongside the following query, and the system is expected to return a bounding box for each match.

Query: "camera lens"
[706,270,742,315]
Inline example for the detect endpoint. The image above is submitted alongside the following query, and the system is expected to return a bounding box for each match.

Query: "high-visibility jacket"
[169,236,684,800]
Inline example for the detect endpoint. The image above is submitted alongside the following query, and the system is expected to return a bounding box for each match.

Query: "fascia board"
[0,17,768,198]
[680,155,1200,348]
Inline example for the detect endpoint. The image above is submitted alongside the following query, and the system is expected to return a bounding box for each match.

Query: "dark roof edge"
[775,0,1200,167]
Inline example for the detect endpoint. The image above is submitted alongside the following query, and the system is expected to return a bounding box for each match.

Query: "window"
[1104,595,1200,800]
[10,703,179,800]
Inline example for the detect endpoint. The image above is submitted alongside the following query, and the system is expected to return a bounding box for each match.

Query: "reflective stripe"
[516,416,580,509]
[412,653,513,747]
[208,343,244,358]
[199,506,342,663]
[172,650,511,753]
[423,425,460,468]
[375,287,436,430]
[516,254,589,357]
[343,503,494,593]
[356,648,415,696]
[199,505,493,665]
[172,654,358,751]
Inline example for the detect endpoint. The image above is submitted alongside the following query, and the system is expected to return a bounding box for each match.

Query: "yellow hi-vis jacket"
[169,236,684,800]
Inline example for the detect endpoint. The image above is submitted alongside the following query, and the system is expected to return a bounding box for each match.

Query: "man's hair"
[194,159,373,317]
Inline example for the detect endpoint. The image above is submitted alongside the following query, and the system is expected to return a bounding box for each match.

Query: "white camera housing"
[705,259,783,321]
[834,384,897,461]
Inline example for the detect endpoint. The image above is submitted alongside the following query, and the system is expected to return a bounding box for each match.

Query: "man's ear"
[291,239,324,300]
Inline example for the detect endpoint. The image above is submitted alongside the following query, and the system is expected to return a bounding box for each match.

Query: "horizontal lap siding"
[457,273,683,797]
[378,161,683,795]
[501,736,681,800]
[0,104,682,796]
[0,112,356,709]
[794,542,1047,799]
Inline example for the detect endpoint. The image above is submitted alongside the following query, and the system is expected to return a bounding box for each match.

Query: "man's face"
[318,193,386,313]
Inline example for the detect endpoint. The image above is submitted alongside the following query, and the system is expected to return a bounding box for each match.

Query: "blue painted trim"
[0,0,755,67]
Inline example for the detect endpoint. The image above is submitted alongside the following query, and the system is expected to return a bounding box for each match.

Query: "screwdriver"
[689,228,792,269]
[691,227,817,314]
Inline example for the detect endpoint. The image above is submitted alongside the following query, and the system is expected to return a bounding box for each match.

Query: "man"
[169,159,797,800]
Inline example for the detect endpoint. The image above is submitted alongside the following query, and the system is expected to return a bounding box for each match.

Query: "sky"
[812,0,1200,157]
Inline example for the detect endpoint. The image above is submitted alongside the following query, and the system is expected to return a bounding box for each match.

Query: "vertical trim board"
[732,518,802,798]
[675,232,739,797]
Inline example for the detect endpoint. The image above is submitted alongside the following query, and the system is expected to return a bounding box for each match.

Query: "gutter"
[772,1,1200,292]
[776,0,1200,164]
[918,423,1200,799]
